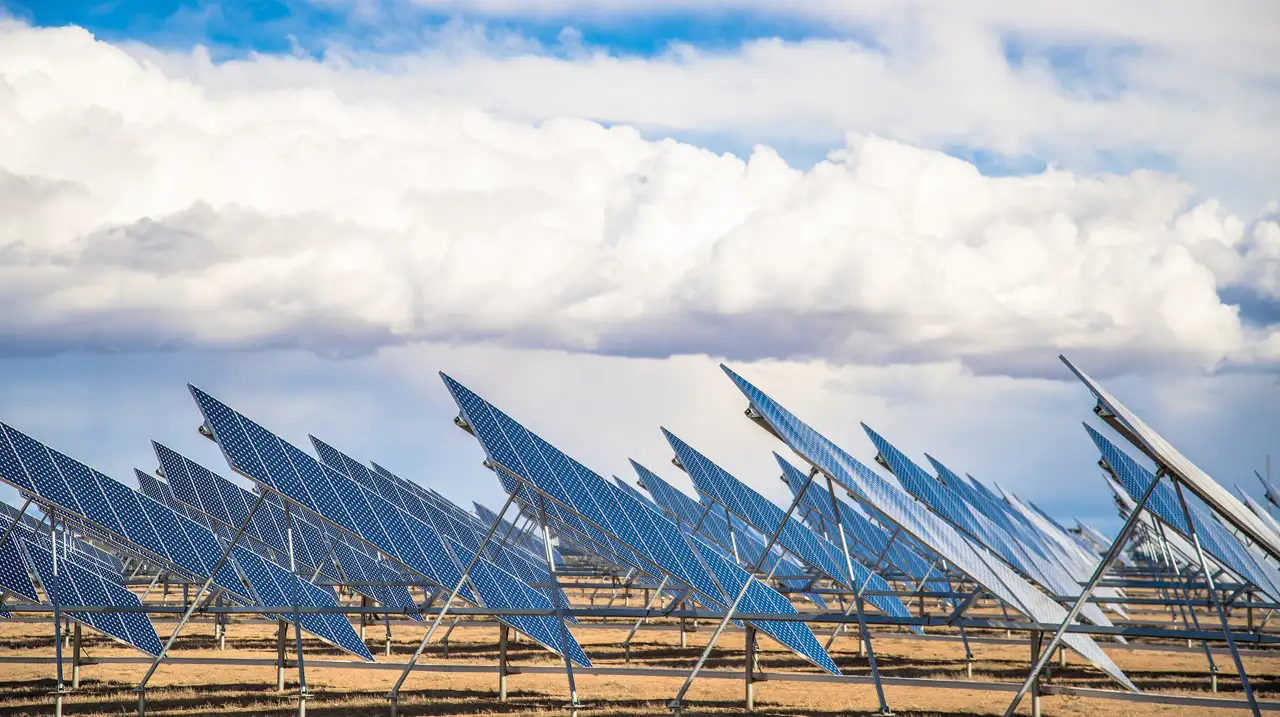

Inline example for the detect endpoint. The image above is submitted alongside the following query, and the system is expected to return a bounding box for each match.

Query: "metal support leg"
[276,620,288,692]
[72,622,81,689]
[744,623,757,712]
[49,513,67,717]
[135,490,267,712]
[282,503,310,716]
[669,466,819,714]
[498,624,509,702]
[441,616,460,658]
[1030,631,1042,717]
[1172,480,1260,716]
[387,485,522,708]
[825,474,893,715]
[385,610,392,657]
[359,596,368,644]
[1001,464,1164,716]
[623,575,669,662]
[534,498,581,714]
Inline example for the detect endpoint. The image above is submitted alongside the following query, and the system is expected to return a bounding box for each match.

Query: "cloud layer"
[1,20,1278,377]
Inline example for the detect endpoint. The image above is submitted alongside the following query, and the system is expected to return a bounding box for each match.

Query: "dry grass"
[2,610,1277,716]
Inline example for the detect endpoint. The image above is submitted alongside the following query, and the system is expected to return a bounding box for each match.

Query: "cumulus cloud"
[0,21,1277,376]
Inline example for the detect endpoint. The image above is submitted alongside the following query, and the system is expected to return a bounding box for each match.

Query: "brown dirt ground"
[2,607,1277,717]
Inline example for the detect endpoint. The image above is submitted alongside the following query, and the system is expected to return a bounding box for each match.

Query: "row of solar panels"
[1,358,1268,689]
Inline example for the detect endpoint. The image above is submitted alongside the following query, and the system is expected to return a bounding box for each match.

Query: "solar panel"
[1238,491,1280,544]
[1063,357,1280,560]
[229,544,375,661]
[19,535,163,656]
[664,430,915,627]
[441,373,840,675]
[189,385,588,666]
[720,364,1135,690]
[0,528,39,602]
[1087,426,1280,602]
[1,502,123,579]
[864,426,1117,632]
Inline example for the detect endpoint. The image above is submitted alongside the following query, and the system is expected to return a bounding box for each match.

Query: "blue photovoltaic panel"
[777,456,948,595]
[1087,427,1280,602]
[0,424,371,661]
[629,464,825,608]
[441,373,839,675]
[19,536,163,656]
[1,502,123,580]
[0,422,245,601]
[720,365,1135,690]
[230,545,375,661]
[190,386,588,666]
[864,426,1118,632]
[664,430,915,627]
[0,530,39,602]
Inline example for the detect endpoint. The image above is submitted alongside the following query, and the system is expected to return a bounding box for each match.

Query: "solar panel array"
[776,456,948,594]
[18,535,163,656]
[1064,358,1280,561]
[441,373,841,675]
[0,501,123,580]
[0,422,371,661]
[628,464,826,608]
[864,425,1117,632]
[664,430,915,627]
[189,385,590,667]
[153,444,420,619]
[1088,426,1280,602]
[311,436,568,618]
[720,364,1135,690]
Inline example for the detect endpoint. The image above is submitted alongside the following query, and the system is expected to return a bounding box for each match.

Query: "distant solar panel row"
[628,464,826,609]
[1088,426,1280,603]
[664,430,915,627]
[719,365,1134,690]
[441,373,840,675]
[864,425,1117,633]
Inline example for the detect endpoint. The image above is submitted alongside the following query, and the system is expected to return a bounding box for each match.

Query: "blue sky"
[0,0,1277,539]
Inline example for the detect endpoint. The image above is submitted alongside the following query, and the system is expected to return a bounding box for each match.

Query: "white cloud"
[0,21,1278,377]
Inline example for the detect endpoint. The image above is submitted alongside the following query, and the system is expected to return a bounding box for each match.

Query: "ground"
[1,604,1276,716]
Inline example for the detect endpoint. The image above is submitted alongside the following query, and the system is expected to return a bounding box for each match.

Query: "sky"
[0,0,1277,537]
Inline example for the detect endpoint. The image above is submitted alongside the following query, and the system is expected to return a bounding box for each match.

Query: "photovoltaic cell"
[720,364,1135,690]
[19,536,163,656]
[441,373,839,674]
[0,530,39,602]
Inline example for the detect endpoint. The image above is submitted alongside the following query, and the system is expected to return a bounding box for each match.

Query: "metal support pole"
[824,474,893,715]
[744,623,757,712]
[1001,464,1164,716]
[48,512,68,717]
[388,484,522,709]
[1172,479,1260,716]
[276,620,288,692]
[498,624,510,701]
[135,489,267,714]
[1154,521,1218,678]
[72,622,82,689]
[385,610,392,657]
[623,575,669,662]
[1030,631,1042,717]
[359,596,368,644]
[441,616,460,658]
[283,502,310,716]
[669,466,819,714]
[535,498,581,714]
